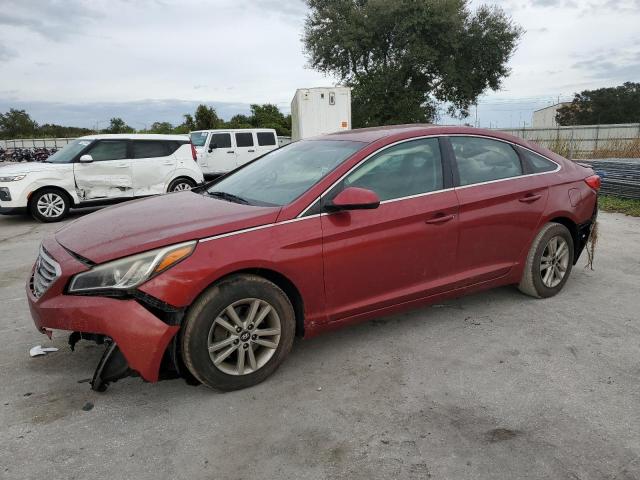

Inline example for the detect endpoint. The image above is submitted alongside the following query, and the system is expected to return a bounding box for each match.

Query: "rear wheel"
[168,177,196,192]
[29,188,70,222]
[519,223,574,298]
[181,274,295,391]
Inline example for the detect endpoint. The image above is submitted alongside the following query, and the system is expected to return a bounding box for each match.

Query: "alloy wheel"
[207,298,281,376]
[540,235,570,288]
[172,182,192,191]
[36,193,65,219]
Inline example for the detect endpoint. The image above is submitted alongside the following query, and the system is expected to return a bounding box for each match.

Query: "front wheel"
[181,274,295,391]
[519,223,574,298]
[29,188,70,222]
[168,177,196,192]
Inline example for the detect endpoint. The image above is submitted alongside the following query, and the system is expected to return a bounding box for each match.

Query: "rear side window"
[343,138,443,202]
[235,132,254,147]
[450,136,522,186]
[257,132,276,146]
[85,140,128,161]
[132,141,169,159]
[209,133,231,149]
[520,149,558,173]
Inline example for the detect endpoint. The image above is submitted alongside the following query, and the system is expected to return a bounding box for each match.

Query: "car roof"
[314,124,531,147]
[190,129,276,134]
[78,134,189,140]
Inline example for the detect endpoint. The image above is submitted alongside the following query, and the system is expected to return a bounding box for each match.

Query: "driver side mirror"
[326,187,380,212]
[208,143,218,153]
[79,154,93,163]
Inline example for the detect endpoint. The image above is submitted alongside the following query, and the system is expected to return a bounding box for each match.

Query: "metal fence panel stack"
[578,158,640,200]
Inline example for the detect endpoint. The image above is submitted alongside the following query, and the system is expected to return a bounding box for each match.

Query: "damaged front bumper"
[27,236,182,391]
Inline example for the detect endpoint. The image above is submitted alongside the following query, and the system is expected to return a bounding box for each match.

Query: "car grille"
[30,246,61,299]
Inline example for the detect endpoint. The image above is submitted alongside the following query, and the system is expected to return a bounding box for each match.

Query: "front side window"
[132,141,168,159]
[235,132,254,147]
[342,138,443,202]
[209,133,231,149]
[45,139,93,164]
[207,140,364,206]
[257,132,276,146]
[451,136,522,186]
[85,140,128,161]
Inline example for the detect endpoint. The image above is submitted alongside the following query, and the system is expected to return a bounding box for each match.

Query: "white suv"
[0,134,204,222]
[190,129,279,177]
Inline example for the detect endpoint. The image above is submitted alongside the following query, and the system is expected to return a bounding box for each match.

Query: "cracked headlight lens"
[68,241,196,293]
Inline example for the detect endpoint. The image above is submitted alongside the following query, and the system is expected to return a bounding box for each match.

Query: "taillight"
[584,175,601,191]
[190,143,197,161]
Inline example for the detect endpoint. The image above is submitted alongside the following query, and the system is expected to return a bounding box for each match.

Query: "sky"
[0,0,638,129]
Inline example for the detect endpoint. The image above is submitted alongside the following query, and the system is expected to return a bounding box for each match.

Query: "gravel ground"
[0,210,638,480]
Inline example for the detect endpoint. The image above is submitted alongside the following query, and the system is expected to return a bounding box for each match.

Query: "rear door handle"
[425,213,455,224]
[248,149,255,153]
[519,194,542,203]
[114,163,129,168]
[227,151,235,154]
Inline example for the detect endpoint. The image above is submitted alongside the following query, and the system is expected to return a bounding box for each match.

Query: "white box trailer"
[291,87,351,141]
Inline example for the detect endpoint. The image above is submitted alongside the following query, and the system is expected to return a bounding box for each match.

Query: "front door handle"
[425,213,455,224]
[248,149,255,153]
[227,151,235,154]
[114,163,129,168]
[519,194,542,203]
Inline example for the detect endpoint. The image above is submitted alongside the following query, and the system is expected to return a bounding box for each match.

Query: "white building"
[532,102,571,128]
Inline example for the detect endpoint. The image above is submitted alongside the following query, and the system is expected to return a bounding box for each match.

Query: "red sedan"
[26,125,599,391]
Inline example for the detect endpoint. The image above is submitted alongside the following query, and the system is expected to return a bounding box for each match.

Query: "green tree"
[249,104,291,135]
[149,121,174,134]
[226,114,253,129]
[556,82,640,126]
[104,117,134,134]
[194,104,222,130]
[0,108,38,138]
[303,0,522,127]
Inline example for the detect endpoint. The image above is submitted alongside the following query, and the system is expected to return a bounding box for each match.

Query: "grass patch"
[599,196,640,217]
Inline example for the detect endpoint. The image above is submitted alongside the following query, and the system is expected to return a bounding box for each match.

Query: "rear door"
[446,135,549,286]
[201,132,235,174]
[131,140,177,196]
[73,139,133,201]
[234,132,257,167]
[321,137,459,321]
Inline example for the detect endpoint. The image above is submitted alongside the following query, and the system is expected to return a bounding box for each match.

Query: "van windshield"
[45,139,94,164]
[190,132,209,147]
[206,140,364,207]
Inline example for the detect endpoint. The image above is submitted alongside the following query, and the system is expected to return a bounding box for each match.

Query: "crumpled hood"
[55,191,281,264]
[0,162,59,176]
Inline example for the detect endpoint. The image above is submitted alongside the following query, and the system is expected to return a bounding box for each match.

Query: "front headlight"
[0,174,27,182]
[68,241,196,293]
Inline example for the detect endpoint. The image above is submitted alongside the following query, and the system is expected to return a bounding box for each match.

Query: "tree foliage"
[303,0,522,127]
[104,117,134,134]
[0,109,38,138]
[556,82,640,126]
[194,105,223,130]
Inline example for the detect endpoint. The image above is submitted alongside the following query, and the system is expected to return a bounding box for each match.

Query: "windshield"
[46,139,94,164]
[206,140,364,206]
[190,132,209,147]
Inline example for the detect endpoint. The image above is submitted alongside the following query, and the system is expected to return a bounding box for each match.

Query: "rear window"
[190,132,208,147]
[210,133,231,149]
[235,132,254,147]
[132,141,169,159]
[257,132,276,146]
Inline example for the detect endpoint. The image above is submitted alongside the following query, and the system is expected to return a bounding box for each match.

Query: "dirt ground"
[0,210,639,480]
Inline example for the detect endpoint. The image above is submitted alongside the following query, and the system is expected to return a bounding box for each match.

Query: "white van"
[0,134,204,222]
[190,129,279,177]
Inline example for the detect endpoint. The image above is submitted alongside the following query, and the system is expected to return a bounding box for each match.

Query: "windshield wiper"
[207,191,250,205]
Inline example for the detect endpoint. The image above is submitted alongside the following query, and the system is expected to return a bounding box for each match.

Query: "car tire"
[168,177,196,192]
[519,222,574,298]
[29,188,70,223]
[181,274,295,391]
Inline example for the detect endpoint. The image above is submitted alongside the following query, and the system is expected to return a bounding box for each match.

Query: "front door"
[201,132,235,174]
[73,139,133,201]
[447,135,548,286]
[321,137,459,322]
